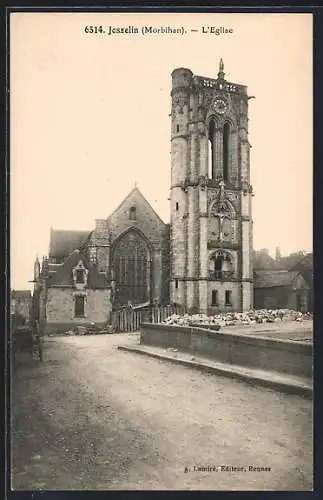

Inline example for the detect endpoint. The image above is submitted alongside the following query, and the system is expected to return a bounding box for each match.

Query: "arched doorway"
[113,230,151,306]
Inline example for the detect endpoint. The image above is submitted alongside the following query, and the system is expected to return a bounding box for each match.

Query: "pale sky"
[10,12,313,290]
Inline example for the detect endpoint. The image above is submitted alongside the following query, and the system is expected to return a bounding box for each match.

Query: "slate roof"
[47,249,109,289]
[289,252,313,271]
[254,270,300,289]
[47,263,62,271]
[253,250,285,271]
[49,229,90,259]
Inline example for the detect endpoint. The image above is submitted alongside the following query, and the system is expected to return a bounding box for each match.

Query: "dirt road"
[11,334,313,491]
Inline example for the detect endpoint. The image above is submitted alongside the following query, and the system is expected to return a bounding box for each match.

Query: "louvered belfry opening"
[113,230,150,305]
[223,122,230,182]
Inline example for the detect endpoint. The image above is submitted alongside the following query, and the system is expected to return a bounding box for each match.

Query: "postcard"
[9,11,313,491]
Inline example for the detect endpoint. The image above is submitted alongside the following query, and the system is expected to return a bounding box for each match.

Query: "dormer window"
[129,206,136,221]
[76,269,85,284]
[72,260,89,289]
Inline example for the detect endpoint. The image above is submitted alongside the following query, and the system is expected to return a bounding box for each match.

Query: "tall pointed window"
[223,122,230,182]
[113,230,150,305]
[208,119,216,179]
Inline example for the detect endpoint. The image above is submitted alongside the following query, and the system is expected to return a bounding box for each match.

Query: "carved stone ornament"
[199,175,208,189]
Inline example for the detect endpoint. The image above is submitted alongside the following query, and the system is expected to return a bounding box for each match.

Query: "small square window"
[225,290,232,306]
[74,296,85,317]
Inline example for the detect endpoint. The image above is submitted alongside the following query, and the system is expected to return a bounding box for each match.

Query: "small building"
[253,246,311,313]
[11,290,32,324]
[289,253,313,312]
[253,249,312,312]
[33,249,112,334]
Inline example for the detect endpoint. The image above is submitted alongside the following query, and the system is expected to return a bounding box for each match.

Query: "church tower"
[170,61,254,314]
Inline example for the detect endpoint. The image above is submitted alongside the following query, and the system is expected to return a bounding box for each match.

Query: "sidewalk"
[118,344,313,399]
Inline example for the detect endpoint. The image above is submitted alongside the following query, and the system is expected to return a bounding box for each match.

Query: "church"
[32,62,310,333]
[33,187,170,333]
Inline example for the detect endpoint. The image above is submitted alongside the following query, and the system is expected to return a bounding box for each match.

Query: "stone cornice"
[207,241,240,250]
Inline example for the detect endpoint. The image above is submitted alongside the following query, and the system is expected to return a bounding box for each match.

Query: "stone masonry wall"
[45,288,111,333]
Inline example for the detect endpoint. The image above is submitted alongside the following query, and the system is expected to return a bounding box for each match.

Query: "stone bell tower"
[170,60,254,314]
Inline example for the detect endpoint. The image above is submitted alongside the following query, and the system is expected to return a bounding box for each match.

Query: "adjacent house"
[253,249,311,312]
[11,290,32,324]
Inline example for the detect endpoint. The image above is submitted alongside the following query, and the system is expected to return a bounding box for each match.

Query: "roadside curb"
[117,345,313,399]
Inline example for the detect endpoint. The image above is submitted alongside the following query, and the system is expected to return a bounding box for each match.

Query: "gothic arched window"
[113,230,150,305]
[208,119,216,179]
[223,122,230,181]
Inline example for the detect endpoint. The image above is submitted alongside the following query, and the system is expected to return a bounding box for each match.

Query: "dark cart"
[12,322,43,362]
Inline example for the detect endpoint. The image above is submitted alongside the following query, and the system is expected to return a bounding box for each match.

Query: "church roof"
[254,270,301,289]
[289,252,313,287]
[47,249,109,289]
[49,229,90,259]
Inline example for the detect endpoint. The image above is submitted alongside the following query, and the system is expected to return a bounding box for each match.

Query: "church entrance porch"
[113,230,152,306]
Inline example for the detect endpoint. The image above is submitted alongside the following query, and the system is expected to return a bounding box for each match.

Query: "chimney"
[95,219,107,233]
[275,246,281,261]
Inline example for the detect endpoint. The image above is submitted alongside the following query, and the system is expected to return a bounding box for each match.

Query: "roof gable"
[289,252,313,271]
[47,250,108,289]
[106,187,166,244]
[107,187,166,225]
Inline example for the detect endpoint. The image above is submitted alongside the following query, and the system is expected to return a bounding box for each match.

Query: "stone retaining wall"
[140,323,313,379]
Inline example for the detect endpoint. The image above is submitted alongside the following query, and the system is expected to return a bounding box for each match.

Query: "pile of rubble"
[162,309,313,328]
